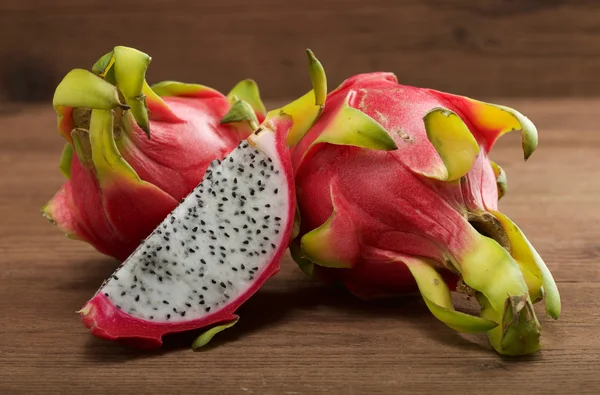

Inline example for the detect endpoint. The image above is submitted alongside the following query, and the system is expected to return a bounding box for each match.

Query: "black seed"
[158,277,163,282]
[211,280,217,284]
[220,282,227,288]
[241,264,246,270]
[262,250,267,254]
[232,267,238,272]
[265,204,271,208]
[271,243,276,249]
[243,240,249,245]
[259,187,265,192]
[210,246,215,250]
[220,246,226,251]
[219,259,224,264]
[157,246,163,251]
[211,236,217,240]
[121,291,126,296]
[243,224,248,229]
[262,225,268,229]
[274,188,278,194]
[167,314,171,319]
[210,251,216,255]
[112,275,119,280]
[240,248,247,252]
[149,270,156,275]
[163,300,169,305]
[149,316,154,320]
[116,305,121,310]
[135,295,140,302]
[224,233,230,238]
[257,229,262,235]
[264,237,269,241]
[221,253,226,258]
[192,226,198,232]
[205,307,211,312]
[253,207,259,212]
[189,248,196,253]
[201,259,206,265]
[166,245,170,251]
[181,311,186,317]
[275,230,280,234]
[191,235,196,240]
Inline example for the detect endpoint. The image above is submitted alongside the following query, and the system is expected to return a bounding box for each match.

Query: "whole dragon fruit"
[289,72,561,356]
[78,50,327,349]
[42,46,267,261]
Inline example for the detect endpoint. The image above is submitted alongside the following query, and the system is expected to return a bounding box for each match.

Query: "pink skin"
[79,117,296,348]
[291,73,506,298]
[46,92,261,261]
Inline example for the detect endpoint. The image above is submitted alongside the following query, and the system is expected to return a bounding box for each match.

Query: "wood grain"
[1,99,600,393]
[2,0,600,102]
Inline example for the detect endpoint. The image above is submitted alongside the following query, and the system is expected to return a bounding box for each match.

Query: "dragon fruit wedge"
[42,46,267,261]
[289,72,560,356]
[78,50,327,349]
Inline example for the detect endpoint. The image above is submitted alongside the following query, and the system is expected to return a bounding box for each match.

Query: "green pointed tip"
[423,108,480,182]
[92,50,115,76]
[495,105,539,161]
[59,143,73,178]
[491,210,561,320]
[313,93,397,151]
[306,49,327,107]
[111,46,153,136]
[406,258,497,333]
[220,99,260,131]
[53,69,123,111]
[89,109,140,184]
[289,238,315,277]
[490,161,507,200]
[192,317,239,350]
[468,99,539,161]
[227,79,267,118]
[478,294,541,356]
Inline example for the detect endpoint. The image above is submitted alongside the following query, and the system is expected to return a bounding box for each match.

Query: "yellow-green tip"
[306,49,327,107]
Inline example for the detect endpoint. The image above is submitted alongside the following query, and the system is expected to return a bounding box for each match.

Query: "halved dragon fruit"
[79,50,327,349]
[43,46,266,261]
[289,72,560,355]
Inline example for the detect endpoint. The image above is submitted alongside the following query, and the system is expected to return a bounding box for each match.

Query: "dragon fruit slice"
[79,50,327,349]
[43,46,266,261]
[289,72,560,355]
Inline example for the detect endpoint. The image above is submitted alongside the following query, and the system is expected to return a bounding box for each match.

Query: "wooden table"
[1,100,599,394]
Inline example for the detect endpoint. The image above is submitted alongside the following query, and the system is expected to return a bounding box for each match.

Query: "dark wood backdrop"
[1,0,599,102]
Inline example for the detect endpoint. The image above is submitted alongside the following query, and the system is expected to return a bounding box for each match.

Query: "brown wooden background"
[1,0,600,103]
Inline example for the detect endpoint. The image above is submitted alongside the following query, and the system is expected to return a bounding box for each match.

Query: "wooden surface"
[2,0,600,102]
[1,99,600,394]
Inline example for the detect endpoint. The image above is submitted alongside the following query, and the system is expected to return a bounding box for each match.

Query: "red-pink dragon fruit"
[42,46,267,261]
[78,50,327,349]
[289,72,560,355]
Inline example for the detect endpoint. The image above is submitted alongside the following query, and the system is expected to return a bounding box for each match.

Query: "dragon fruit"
[78,50,327,349]
[289,72,560,356]
[42,46,267,261]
